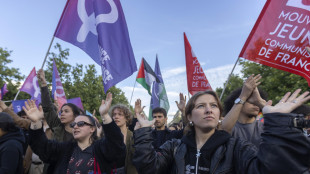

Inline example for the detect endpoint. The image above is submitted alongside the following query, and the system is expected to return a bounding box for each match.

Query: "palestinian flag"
[136,58,158,95]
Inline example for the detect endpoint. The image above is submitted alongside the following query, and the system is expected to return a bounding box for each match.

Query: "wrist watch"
[234,98,245,105]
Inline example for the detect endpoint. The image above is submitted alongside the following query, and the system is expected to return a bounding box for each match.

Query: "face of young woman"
[188,94,220,132]
[72,116,95,141]
[112,108,127,128]
[60,105,75,124]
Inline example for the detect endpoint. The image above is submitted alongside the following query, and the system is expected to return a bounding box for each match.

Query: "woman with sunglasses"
[133,87,310,174]
[24,93,126,174]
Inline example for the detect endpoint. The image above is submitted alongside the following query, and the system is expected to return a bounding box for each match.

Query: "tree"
[216,74,243,102]
[0,47,29,101]
[216,58,309,104]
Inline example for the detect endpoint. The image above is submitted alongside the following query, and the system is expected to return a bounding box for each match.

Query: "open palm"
[99,92,112,116]
[23,100,43,122]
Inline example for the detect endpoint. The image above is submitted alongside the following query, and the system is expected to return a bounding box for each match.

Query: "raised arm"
[221,74,261,133]
[95,93,126,164]
[37,69,61,129]
[23,100,66,163]
[175,93,186,125]
[234,89,310,174]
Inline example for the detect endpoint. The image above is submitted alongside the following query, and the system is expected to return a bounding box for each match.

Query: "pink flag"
[52,60,67,110]
[184,33,212,95]
[20,67,41,103]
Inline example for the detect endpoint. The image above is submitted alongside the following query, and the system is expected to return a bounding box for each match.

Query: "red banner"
[184,33,212,95]
[240,0,310,86]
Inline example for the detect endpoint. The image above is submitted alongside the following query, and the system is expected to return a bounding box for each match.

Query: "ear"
[90,126,96,133]
[187,114,191,122]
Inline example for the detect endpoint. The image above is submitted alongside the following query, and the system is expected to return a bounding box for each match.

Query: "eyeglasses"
[70,121,94,128]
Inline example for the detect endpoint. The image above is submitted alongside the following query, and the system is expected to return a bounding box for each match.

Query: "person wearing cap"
[0,112,25,174]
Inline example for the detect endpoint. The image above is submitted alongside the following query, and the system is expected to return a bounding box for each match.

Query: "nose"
[205,105,212,114]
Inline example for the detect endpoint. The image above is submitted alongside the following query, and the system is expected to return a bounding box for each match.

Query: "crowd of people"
[0,71,309,174]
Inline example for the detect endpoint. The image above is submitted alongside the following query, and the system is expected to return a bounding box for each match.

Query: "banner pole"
[13,90,21,101]
[41,36,55,69]
[220,57,240,100]
[41,0,70,69]
[129,80,137,106]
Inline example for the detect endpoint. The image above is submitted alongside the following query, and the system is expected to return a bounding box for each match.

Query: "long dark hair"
[61,103,81,117]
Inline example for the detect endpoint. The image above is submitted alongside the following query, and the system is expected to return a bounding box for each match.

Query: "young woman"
[24,93,126,174]
[133,89,310,174]
[38,69,80,142]
[109,104,137,174]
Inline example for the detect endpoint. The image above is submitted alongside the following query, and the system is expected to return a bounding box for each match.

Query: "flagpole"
[41,36,55,69]
[129,80,137,105]
[13,90,20,101]
[219,57,240,100]
[40,0,70,69]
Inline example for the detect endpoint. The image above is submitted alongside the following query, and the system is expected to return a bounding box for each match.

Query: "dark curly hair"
[223,87,268,115]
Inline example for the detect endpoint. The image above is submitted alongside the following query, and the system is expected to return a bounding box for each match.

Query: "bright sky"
[0,1,266,121]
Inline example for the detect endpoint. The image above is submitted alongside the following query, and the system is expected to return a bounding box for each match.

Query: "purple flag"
[20,67,41,103]
[55,0,137,92]
[12,99,27,113]
[150,56,169,117]
[67,97,84,110]
[0,83,8,100]
[52,59,67,110]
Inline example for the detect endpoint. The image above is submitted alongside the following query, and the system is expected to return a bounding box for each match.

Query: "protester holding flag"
[24,91,126,174]
[37,69,79,142]
[133,87,310,174]
[109,104,137,174]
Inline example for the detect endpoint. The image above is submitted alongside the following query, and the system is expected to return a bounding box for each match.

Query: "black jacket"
[29,121,126,174]
[152,127,183,150]
[133,113,310,174]
[0,130,25,174]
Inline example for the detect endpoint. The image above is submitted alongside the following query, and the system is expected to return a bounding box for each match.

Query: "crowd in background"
[0,71,309,174]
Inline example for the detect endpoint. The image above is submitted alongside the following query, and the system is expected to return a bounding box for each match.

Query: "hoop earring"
[189,121,193,126]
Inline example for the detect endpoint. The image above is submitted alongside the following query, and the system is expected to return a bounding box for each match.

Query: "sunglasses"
[70,121,94,128]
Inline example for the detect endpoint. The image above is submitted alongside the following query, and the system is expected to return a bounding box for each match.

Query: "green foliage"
[216,74,243,102]
[239,59,309,103]
[216,58,309,104]
[0,48,30,101]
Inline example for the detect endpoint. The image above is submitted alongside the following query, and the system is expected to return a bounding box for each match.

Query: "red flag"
[240,0,310,86]
[184,33,212,95]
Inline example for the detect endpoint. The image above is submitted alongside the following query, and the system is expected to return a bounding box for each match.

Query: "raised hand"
[247,87,266,109]
[134,99,145,114]
[37,69,47,87]
[175,93,186,112]
[99,92,112,116]
[262,89,310,114]
[136,111,155,129]
[99,93,113,124]
[23,100,43,122]
[239,74,262,101]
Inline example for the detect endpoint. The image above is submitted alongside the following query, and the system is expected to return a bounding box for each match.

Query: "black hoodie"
[0,129,25,174]
[182,130,231,174]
